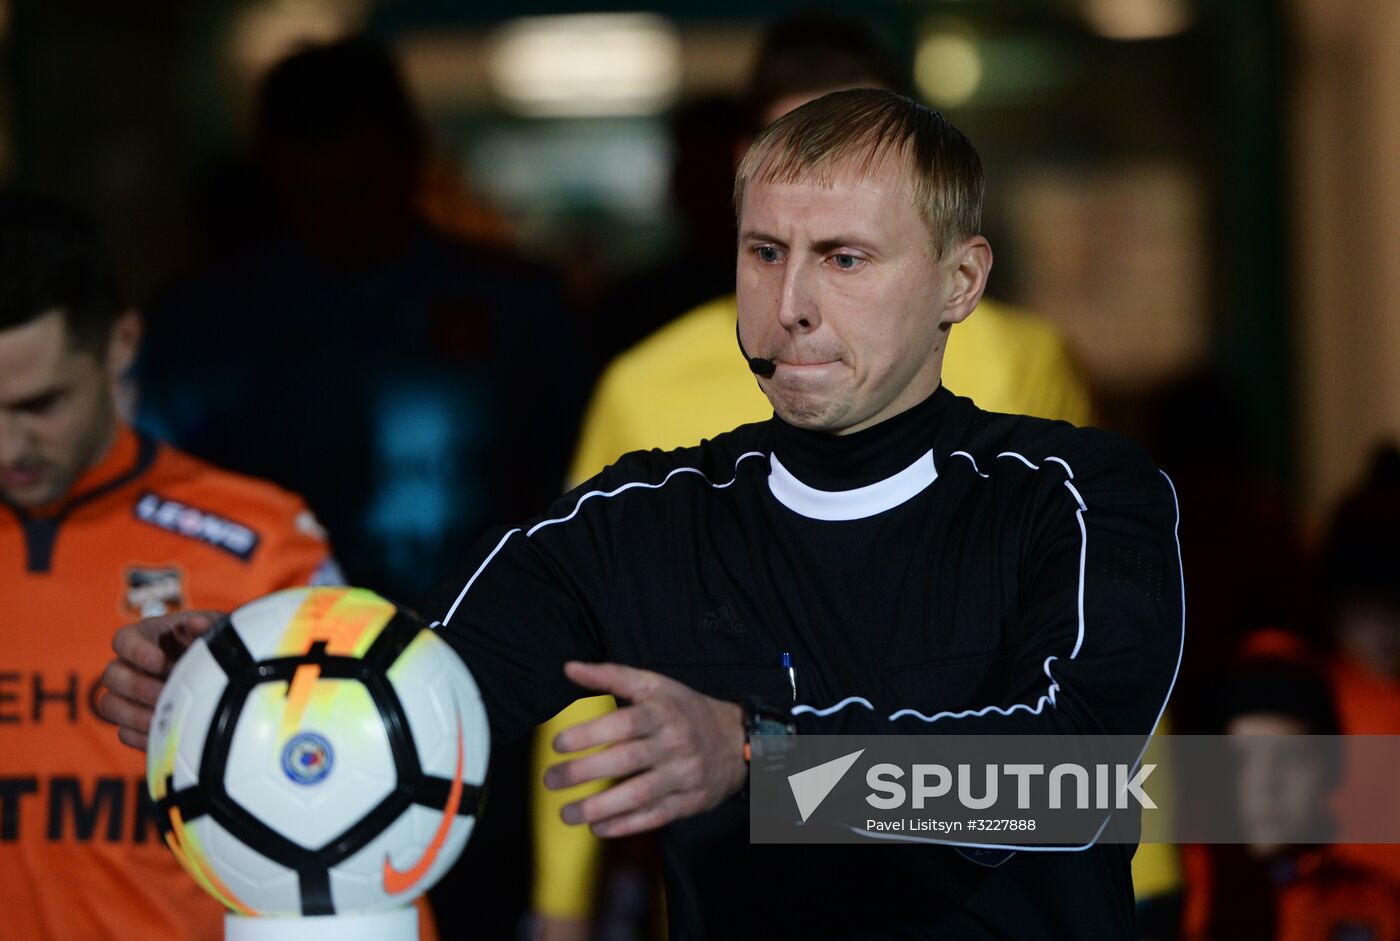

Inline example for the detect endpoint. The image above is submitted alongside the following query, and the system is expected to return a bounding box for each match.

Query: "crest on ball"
[282,732,334,785]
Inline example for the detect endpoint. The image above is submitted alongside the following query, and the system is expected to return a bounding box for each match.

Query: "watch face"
[753,717,793,737]
[748,722,797,765]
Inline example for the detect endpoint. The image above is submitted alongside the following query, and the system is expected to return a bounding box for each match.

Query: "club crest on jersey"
[282,732,334,785]
[124,566,185,617]
[133,492,260,560]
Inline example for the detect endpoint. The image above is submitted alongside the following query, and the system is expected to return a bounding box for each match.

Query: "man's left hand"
[543,661,747,838]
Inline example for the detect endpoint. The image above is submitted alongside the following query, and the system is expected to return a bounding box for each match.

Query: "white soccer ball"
[146,586,489,917]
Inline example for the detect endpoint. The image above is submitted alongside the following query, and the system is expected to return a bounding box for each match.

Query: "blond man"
[103,90,1181,940]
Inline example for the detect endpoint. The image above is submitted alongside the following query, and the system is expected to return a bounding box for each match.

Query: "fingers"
[561,773,696,837]
[560,769,683,828]
[544,739,654,791]
[100,660,166,708]
[549,666,749,837]
[117,726,150,752]
[99,610,225,755]
[553,702,657,754]
[590,794,692,838]
[563,661,664,701]
[97,652,163,745]
[113,622,174,676]
[159,610,221,660]
[113,610,223,677]
[96,691,154,741]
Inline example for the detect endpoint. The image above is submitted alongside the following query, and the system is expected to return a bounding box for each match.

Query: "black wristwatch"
[741,697,796,801]
[743,697,797,762]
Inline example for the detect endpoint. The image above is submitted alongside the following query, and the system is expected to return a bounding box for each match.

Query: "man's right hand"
[97,610,225,751]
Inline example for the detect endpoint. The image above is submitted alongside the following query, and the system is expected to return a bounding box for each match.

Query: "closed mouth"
[1,468,42,486]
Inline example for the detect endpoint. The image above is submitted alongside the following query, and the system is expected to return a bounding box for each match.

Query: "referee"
[101,89,1183,939]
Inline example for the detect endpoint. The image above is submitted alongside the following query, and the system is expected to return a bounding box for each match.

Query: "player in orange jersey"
[1182,631,1400,941]
[0,194,435,939]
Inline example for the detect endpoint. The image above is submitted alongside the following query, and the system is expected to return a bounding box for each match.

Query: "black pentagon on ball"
[150,605,483,916]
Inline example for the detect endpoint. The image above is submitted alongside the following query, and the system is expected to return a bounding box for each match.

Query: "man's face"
[736,151,986,434]
[1228,713,1332,856]
[0,310,120,507]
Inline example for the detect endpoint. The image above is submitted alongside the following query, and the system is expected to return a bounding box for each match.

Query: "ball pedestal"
[225,907,417,940]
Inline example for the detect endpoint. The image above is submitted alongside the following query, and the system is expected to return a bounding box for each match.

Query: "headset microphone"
[736,323,777,378]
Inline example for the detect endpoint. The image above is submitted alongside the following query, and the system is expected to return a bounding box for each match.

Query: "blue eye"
[755,245,780,263]
[832,254,860,270]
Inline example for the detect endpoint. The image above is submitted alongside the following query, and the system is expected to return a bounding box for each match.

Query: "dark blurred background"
[5,0,1398,938]
[8,0,1397,520]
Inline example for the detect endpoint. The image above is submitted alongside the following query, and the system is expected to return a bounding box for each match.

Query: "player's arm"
[420,520,608,746]
[425,454,752,838]
[528,369,634,932]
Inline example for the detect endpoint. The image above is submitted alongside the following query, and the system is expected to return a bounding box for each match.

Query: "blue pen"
[782,651,796,702]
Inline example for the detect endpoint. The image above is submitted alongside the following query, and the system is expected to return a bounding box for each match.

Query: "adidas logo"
[699,604,744,634]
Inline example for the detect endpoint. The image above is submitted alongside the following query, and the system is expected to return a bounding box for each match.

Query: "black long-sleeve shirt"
[422,385,1184,939]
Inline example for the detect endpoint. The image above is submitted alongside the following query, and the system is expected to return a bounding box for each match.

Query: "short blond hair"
[734,88,983,259]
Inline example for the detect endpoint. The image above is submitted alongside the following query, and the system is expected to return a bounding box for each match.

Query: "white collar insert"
[767,449,938,521]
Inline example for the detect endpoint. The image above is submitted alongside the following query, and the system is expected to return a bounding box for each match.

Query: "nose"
[776,257,821,334]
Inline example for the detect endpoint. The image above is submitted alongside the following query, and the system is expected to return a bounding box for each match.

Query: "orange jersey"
[1183,844,1400,941]
[0,424,340,941]
[1329,657,1400,887]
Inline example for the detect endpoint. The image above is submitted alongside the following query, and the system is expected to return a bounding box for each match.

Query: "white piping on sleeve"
[950,451,989,478]
[1065,480,1088,659]
[997,451,1041,470]
[847,467,1186,854]
[791,452,1085,721]
[440,451,768,626]
[792,696,876,718]
[888,656,1064,722]
[442,528,521,625]
[884,456,1084,723]
[528,452,766,537]
[957,450,1065,479]
[1145,469,1186,739]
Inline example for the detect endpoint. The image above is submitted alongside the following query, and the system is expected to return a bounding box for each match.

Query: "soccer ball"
[146,586,489,917]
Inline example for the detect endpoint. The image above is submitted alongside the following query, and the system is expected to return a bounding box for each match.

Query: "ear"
[105,309,142,384]
[939,236,993,328]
